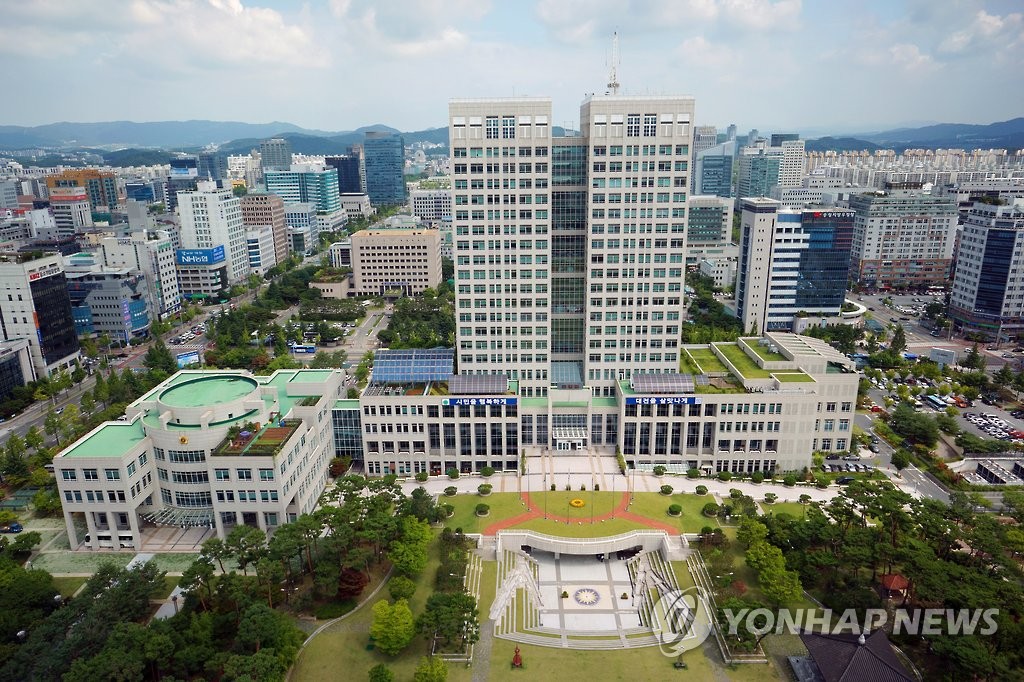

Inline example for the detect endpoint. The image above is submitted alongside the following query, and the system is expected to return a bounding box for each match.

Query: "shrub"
[565,484,571,491]
[621,592,629,600]
[668,504,682,516]
[783,474,797,487]
[702,502,719,517]
[481,465,495,477]
[594,483,599,491]
[750,472,764,484]
[616,450,627,474]
[700,525,715,536]
[695,485,708,496]
[475,503,490,516]
[550,483,556,491]
[653,465,667,476]
[561,590,569,599]
[389,575,416,602]
[478,484,492,496]
[717,471,732,482]
[441,503,454,517]
[815,477,829,489]
[687,468,701,479]
[415,472,428,483]
[447,468,460,480]
[444,486,457,497]
[729,488,742,499]
[764,492,777,504]
[660,485,674,496]
[368,664,394,682]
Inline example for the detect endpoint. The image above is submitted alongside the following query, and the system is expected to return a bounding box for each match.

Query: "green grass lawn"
[51,576,88,598]
[153,575,181,599]
[443,492,532,533]
[762,501,809,518]
[687,347,730,374]
[716,343,771,378]
[626,492,721,533]
[746,340,787,362]
[773,372,814,382]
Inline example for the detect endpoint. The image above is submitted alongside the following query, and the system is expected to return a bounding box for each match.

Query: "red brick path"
[481,490,680,536]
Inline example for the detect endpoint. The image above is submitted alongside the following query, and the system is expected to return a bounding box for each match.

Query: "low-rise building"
[65,262,151,343]
[54,368,344,549]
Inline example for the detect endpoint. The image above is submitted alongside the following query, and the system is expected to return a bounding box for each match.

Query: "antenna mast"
[607,32,620,95]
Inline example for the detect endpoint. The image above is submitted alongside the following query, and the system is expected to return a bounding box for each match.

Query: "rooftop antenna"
[606,31,621,95]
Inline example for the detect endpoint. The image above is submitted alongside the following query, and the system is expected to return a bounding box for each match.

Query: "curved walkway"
[481,491,679,536]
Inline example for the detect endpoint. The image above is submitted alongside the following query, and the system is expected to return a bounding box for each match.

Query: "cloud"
[328,0,489,55]
[940,9,1023,54]
[678,36,741,71]
[887,43,935,71]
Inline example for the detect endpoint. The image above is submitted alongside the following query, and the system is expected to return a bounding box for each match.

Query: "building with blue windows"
[264,164,340,214]
[363,132,406,207]
[736,198,854,334]
[65,262,151,343]
[694,141,735,197]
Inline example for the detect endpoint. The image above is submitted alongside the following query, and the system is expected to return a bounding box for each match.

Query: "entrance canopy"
[552,426,588,440]
[141,507,214,527]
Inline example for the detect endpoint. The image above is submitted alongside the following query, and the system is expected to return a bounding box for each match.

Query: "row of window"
[215,490,280,503]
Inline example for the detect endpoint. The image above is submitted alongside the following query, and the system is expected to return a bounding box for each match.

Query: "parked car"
[836,477,856,485]
[0,523,23,533]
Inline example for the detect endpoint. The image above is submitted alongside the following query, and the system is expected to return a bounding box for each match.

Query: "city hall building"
[351,332,858,477]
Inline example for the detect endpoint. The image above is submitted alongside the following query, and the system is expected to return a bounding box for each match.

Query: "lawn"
[746,341,787,362]
[443,492,532,533]
[154,575,181,599]
[715,343,771,378]
[51,576,88,598]
[773,372,814,382]
[626,492,721,533]
[686,347,730,374]
[762,501,810,518]
[292,533,472,682]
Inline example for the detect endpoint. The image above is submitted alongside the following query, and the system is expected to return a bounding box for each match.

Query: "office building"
[411,188,452,222]
[0,181,18,209]
[363,132,406,206]
[166,157,199,211]
[53,368,343,548]
[48,186,94,237]
[284,202,318,255]
[100,230,181,320]
[246,226,277,276]
[177,180,249,286]
[340,193,373,220]
[355,333,858,476]
[197,152,228,182]
[0,251,80,376]
[949,199,1024,339]
[328,239,351,269]
[240,193,289,268]
[736,138,804,201]
[264,164,341,215]
[685,195,733,267]
[848,190,957,290]
[325,154,363,194]
[65,263,151,343]
[125,180,157,204]
[350,228,442,296]
[726,124,737,141]
[260,138,293,173]
[694,141,735,197]
[736,198,855,334]
[691,125,718,192]
[699,256,738,289]
[45,169,119,212]
[770,133,799,147]
[0,339,34,400]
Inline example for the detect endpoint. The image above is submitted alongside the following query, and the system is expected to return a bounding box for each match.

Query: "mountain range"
[1,117,1021,164]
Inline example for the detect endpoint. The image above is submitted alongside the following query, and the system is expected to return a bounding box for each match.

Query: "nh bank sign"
[176,246,225,266]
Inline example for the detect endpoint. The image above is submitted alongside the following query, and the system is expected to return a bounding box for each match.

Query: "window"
[126,462,136,477]
[105,469,120,481]
[236,469,253,481]
[626,114,640,137]
[83,468,98,481]
[259,468,275,481]
[215,468,230,481]
[61,469,76,481]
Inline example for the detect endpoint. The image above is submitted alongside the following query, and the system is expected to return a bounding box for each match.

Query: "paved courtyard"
[533,551,640,632]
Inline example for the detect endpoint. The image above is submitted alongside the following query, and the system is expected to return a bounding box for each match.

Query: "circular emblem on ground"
[570,498,585,508]
[573,588,600,606]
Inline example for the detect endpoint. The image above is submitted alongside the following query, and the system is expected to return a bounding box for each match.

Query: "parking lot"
[961,409,1024,445]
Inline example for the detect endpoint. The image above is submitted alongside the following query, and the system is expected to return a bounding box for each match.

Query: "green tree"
[889,325,907,354]
[80,390,96,415]
[890,450,910,472]
[370,599,416,655]
[736,517,768,548]
[964,343,984,370]
[413,656,448,682]
[143,339,178,375]
[387,517,431,577]
[417,592,480,647]
[369,663,395,682]
[993,364,1015,391]
[389,575,416,602]
[24,426,44,453]
[226,524,268,576]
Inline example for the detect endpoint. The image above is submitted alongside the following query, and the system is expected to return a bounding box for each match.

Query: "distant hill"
[853,117,1024,151]
[804,137,881,153]
[102,148,174,167]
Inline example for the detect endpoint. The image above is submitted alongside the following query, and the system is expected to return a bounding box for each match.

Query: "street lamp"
[171,594,179,614]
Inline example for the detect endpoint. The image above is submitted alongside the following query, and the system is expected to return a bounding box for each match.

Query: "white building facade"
[177,181,249,285]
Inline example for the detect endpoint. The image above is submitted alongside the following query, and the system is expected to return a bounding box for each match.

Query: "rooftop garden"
[745,340,788,362]
[773,371,815,383]
[686,347,730,374]
[715,343,772,379]
[213,419,301,457]
[296,395,322,406]
[694,377,746,394]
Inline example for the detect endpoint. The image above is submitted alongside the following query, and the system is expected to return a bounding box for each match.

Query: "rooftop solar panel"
[371,348,454,383]
[631,373,697,394]
[448,374,508,395]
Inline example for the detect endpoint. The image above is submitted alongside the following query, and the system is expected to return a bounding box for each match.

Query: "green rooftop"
[290,370,337,383]
[159,375,258,408]
[334,399,360,410]
[715,343,772,379]
[61,420,147,459]
[746,340,788,362]
[773,372,815,383]
[592,396,618,408]
[686,347,730,374]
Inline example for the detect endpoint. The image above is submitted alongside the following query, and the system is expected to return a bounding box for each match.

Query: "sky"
[1,0,1022,136]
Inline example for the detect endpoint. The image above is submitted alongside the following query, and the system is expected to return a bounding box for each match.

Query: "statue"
[511,645,523,669]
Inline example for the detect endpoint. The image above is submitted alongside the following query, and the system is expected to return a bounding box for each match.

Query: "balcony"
[213,419,301,457]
